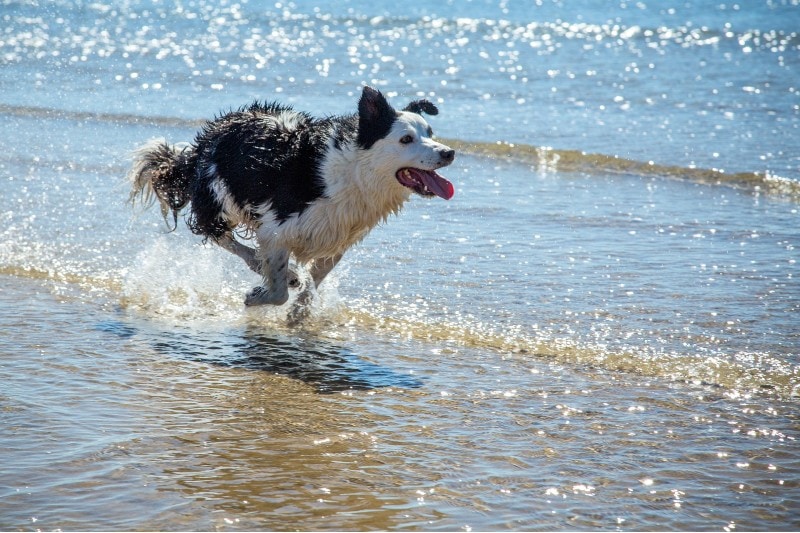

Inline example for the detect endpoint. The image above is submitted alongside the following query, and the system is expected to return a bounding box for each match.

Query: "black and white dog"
[129,86,455,307]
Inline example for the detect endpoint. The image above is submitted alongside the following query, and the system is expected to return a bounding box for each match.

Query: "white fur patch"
[246,110,452,265]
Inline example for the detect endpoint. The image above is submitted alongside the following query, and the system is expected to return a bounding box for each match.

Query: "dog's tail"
[128,138,194,230]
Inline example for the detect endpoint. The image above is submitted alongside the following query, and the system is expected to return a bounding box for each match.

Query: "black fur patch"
[357,87,398,149]
[403,99,439,116]
[189,101,343,235]
[146,87,402,240]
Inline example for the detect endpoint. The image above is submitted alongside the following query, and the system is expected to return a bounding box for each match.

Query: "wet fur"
[128,86,455,309]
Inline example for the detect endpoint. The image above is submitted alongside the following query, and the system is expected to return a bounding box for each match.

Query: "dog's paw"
[244,285,289,306]
[244,286,267,306]
[288,270,302,289]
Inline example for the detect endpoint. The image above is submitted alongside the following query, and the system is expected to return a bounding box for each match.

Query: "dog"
[128,86,455,308]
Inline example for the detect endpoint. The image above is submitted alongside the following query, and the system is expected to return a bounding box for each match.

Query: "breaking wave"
[3,103,798,200]
[1,242,797,399]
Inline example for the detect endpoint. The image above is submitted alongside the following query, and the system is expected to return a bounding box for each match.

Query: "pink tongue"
[414,168,455,200]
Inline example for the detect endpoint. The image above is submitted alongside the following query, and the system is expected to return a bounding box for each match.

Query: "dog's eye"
[400,135,414,144]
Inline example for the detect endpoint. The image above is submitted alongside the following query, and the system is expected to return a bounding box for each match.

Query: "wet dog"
[129,86,455,308]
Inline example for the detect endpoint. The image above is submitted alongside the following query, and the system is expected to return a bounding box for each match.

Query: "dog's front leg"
[216,233,260,274]
[309,253,344,288]
[244,248,290,306]
[217,233,302,286]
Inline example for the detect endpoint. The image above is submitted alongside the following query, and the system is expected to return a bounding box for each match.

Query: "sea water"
[1,0,799,530]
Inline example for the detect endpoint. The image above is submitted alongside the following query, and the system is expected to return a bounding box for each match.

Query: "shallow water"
[1,0,800,530]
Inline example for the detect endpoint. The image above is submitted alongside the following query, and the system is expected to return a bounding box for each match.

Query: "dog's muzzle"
[396,149,455,200]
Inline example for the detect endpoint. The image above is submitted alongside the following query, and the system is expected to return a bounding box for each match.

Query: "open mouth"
[395,168,455,200]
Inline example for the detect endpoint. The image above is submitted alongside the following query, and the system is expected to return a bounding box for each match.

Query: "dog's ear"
[357,86,397,149]
[403,99,439,116]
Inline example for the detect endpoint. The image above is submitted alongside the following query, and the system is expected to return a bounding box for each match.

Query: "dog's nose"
[440,149,455,163]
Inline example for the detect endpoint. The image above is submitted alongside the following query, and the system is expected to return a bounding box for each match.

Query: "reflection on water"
[3,279,799,531]
[100,319,422,393]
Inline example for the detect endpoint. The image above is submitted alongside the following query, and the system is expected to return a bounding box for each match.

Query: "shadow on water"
[96,319,422,393]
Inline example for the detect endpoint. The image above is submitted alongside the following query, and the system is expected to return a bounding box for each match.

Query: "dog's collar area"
[395,168,455,200]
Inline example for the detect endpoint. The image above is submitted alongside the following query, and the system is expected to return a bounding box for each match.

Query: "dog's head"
[357,86,455,200]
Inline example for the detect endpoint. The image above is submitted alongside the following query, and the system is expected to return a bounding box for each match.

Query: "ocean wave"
[336,305,799,399]
[0,103,204,129]
[0,243,796,400]
[442,138,800,200]
[3,103,797,200]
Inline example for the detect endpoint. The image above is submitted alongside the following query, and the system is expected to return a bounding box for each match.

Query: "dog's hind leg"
[244,248,290,306]
[285,253,343,326]
[218,234,303,289]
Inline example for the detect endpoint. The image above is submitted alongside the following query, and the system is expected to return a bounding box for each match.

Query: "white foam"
[120,236,346,328]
